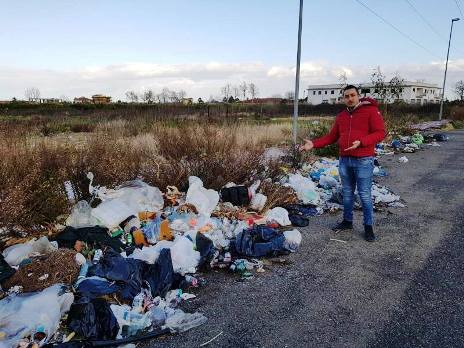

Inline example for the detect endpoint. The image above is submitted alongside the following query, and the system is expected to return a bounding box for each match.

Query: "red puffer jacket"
[312,97,386,157]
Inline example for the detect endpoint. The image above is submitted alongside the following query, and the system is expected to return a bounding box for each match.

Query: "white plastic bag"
[66,200,98,228]
[91,199,136,229]
[3,236,57,266]
[169,236,201,275]
[265,207,291,226]
[287,174,320,204]
[250,193,267,211]
[163,309,207,333]
[185,176,219,217]
[399,156,409,163]
[283,229,302,252]
[0,284,74,347]
[319,175,338,189]
[88,174,164,212]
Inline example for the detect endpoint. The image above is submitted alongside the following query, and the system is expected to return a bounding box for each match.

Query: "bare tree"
[142,89,155,103]
[239,81,248,100]
[221,84,232,100]
[232,85,240,99]
[25,87,41,101]
[248,82,258,99]
[455,80,464,101]
[159,88,171,103]
[388,73,405,102]
[177,89,187,101]
[169,90,178,103]
[60,95,70,102]
[371,67,404,116]
[125,90,139,103]
[285,90,295,101]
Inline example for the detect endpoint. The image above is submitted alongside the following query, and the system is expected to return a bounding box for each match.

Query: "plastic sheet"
[3,236,57,266]
[0,284,74,347]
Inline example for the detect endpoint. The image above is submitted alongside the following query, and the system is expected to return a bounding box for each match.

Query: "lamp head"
[452,18,460,22]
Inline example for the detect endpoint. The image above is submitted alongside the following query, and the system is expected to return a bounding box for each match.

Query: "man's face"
[343,88,360,107]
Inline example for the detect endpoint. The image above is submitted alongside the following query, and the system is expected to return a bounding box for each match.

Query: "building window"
[313,91,316,95]
[324,91,327,94]
[318,91,321,95]
[330,90,334,94]
[413,88,415,92]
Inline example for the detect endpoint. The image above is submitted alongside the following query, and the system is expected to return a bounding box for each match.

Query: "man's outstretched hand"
[344,140,361,151]
[299,139,314,152]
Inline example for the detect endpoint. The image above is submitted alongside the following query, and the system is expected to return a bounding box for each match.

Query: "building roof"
[307,81,440,89]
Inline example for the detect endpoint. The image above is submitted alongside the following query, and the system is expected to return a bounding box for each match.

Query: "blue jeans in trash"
[338,156,374,226]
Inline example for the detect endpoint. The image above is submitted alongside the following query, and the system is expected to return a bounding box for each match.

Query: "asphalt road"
[145,130,464,348]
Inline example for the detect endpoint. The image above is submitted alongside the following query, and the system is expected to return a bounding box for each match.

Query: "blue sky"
[1,0,463,99]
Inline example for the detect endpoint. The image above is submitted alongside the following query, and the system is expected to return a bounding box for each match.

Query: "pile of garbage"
[1,124,449,346]
[0,174,306,347]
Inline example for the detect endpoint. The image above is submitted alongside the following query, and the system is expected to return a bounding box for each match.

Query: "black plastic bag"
[0,254,15,282]
[67,297,119,340]
[196,233,215,267]
[143,248,174,298]
[220,186,250,206]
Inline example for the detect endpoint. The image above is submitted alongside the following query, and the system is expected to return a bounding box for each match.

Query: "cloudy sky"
[1,0,463,100]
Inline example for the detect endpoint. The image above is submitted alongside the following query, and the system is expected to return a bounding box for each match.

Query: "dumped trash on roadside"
[399,156,409,163]
[0,128,447,346]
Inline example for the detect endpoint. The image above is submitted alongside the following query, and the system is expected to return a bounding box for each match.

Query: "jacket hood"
[359,97,379,107]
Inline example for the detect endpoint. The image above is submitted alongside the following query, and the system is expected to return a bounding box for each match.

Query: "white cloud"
[1,59,463,101]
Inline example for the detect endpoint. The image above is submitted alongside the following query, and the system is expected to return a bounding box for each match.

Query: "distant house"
[91,94,112,104]
[29,97,63,104]
[73,96,93,104]
[306,81,441,105]
[182,98,193,105]
[242,98,284,105]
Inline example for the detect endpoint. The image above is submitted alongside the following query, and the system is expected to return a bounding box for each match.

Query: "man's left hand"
[345,140,361,151]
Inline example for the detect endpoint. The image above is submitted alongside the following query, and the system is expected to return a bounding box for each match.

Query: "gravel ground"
[144,129,464,348]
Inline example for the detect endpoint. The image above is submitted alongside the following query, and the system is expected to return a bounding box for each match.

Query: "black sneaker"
[332,220,353,232]
[364,225,376,242]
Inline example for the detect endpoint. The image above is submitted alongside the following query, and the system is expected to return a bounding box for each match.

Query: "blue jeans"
[338,156,374,226]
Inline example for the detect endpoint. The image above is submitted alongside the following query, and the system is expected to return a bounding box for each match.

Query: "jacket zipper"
[347,112,352,152]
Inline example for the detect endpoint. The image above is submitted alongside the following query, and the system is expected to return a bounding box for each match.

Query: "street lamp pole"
[439,17,460,120]
[292,0,304,146]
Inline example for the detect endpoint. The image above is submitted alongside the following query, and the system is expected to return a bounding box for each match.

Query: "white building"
[306,81,441,105]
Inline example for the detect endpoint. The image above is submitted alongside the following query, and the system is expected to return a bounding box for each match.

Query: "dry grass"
[0,119,290,228]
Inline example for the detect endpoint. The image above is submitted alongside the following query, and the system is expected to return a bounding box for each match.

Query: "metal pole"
[439,19,457,120]
[292,0,304,146]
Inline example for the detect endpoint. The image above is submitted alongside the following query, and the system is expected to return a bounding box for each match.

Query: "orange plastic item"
[138,211,156,221]
[133,229,148,247]
[159,220,174,241]
[198,224,213,233]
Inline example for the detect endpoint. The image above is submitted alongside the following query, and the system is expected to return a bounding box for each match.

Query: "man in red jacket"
[300,85,386,241]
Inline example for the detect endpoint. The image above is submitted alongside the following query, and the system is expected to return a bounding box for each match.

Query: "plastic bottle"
[121,310,151,337]
[92,249,103,264]
[132,292,145,313]
[75,262,89,287]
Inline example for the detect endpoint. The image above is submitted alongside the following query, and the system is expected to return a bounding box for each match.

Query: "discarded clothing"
[88,249,145,301]
[55,226,126,252]
[231,225,287,257]
[433,133,449,142]
[77,277,120,298]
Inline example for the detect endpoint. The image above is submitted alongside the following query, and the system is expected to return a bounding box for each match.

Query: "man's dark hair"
[343,84,359,94]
